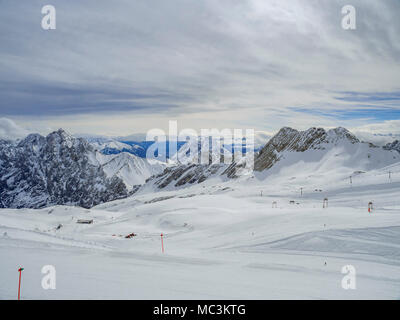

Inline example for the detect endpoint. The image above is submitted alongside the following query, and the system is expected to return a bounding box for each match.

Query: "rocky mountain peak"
[17,133,45,149]
[325,127,359,144]
[0,130,128,209]
[383,140,400,153]
[254,126,359,172]
[46,128,82,149]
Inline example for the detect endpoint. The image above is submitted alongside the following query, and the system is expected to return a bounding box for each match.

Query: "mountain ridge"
[1,126,399,207]
[0,129,129,209]
[254,126,360,172]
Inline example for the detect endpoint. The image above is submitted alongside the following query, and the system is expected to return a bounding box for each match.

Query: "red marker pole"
[160,233,164,253]
[17,267,24,300]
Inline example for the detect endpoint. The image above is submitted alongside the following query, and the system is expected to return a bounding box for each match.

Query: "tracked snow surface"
[1,127,400,299]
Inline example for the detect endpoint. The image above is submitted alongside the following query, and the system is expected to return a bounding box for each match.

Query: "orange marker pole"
[17,267,24,300]
[161,233,164,253]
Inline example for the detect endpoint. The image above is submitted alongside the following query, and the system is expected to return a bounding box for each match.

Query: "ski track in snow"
[1,158,400,299]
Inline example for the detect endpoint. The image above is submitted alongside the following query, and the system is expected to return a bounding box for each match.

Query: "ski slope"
[1,161,400,299]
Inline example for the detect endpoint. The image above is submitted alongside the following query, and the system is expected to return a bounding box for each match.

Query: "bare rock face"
[147,127,363,186]
[383,140,400,153]
[0,126,368,203]
[0,129,128,209]
[147,163,224,189]
[254,127,359,172]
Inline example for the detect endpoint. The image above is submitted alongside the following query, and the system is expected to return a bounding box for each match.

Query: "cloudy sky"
[0,0,399,140]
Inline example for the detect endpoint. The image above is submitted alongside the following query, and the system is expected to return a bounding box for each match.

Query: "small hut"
[76,219,93,224]
[125,232,136,239]
[323,198,328,208]
[272,201,277,208]
[368,201,373,213]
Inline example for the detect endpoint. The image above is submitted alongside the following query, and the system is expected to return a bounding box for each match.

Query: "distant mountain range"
[87,136,262,160]
[147,126,400,189]
[89,138,187,159]
[1,127,399,208]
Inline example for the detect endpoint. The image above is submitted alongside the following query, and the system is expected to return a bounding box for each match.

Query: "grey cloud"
[0,118,29,140]
[0,0,399,131]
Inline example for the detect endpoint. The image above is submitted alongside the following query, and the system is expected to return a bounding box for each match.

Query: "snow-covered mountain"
[0,129,128,209]
[254,127,360,172]
[89,137,187,159]
[87,137,148,158]
[145,135,251,189]
[90,139,135,153]
[170,136,234,165]
[384,140,400,153]
[84,132,266,162]
[245,126,400,181]
[156,126,400,188]
[96,152,167,190]
[0,129,171,208]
